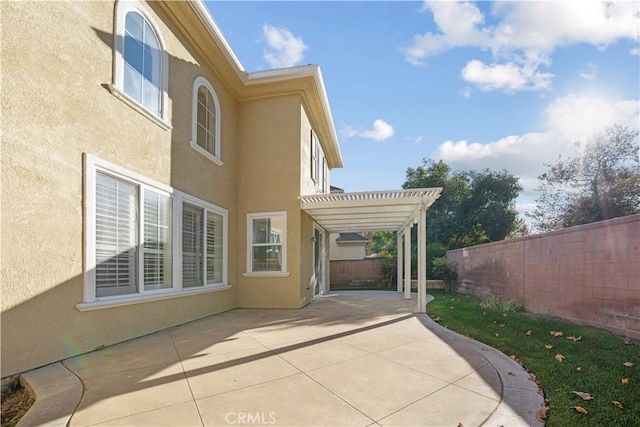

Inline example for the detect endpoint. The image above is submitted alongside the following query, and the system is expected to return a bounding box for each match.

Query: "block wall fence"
[330,259,392,288]
[446,214,640,339]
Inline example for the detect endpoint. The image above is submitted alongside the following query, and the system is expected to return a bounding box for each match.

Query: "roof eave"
[188,1,343,168]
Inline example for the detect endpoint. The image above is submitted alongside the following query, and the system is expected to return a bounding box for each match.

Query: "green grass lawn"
[426,290,640,427]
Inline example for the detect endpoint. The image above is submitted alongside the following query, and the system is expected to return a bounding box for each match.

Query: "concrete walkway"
[22,291,544,426]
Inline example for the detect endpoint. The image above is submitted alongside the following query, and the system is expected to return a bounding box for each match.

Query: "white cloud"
[262,24,308,68]
[404,1,639,92]
[341,120,395,142]
[340,125,358,138]
[578,62,598,80]
[432,94,640,216]
[460,87,473,99]
[461,59,553,92]
[360,119,395,142]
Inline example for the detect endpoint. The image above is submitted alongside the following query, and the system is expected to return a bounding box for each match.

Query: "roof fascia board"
[187,1,247,77]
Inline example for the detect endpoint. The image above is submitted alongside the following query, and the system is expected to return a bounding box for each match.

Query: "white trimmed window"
[247,212,287,274]
[113,1,168,121]
[322,158,328,193]
[84,154,228,307]
[310,130,327,193]
[190,77,222,164]
[181,200,225,287]
[311,130,318,182]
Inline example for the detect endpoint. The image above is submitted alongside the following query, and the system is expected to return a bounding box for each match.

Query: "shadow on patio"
[54,291,542,426]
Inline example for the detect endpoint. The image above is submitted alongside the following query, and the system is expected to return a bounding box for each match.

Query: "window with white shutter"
[182,203,204,288]
[143,191,172,291]
[95,173,138,297]
[84,155,228,306]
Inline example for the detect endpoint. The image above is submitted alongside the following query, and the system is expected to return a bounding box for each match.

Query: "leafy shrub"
[380,260,396,287]
[431,257,458,285]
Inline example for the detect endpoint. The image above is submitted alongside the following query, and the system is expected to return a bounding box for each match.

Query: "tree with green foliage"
[368,231,396,257]
[529,125,640,232]
[403,160,523,249]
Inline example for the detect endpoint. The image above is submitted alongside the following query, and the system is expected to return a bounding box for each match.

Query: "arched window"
[114,2,168,120]
[191,77,222,163]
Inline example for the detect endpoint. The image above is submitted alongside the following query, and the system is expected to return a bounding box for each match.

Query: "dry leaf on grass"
[536,404,548,422]
[495,332,500,338]
[623,338,631,345]
[526,330,532,336]
[432,316,441,322]
[622,378,629,385]
[571,406,588,414]
[567,335,582,342]
[612,401,623,409]
[545,344,553,349]
[576,367,582,372]
[571,391,594,400]
[499,324,506,327]
[555,353,566,362]
[623,361,635,368]
[550,330,564,337]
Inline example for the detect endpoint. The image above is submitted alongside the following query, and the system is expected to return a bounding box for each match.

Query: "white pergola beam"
[404,223,411,300]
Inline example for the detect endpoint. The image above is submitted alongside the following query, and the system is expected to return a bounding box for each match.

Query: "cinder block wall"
[447,214,640,339]
[330,259,392,288]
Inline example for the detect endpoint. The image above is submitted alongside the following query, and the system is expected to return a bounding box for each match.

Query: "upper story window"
[311,130,327,193]
[113,2,168,122]
[190,77,222,164]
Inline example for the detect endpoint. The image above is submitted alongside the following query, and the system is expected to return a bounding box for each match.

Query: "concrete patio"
[21,291,544,426]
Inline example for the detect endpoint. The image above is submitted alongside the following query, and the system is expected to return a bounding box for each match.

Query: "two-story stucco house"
[1,0,441,378]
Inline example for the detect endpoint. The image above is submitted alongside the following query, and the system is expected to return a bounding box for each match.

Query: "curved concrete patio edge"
[422,294,545,427]
[17,362,83,427]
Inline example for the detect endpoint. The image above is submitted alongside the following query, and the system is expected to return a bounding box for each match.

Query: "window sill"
[242,272,291,278]
[107,84,172,131]
[189,141,223,166]
[76,285,231,312]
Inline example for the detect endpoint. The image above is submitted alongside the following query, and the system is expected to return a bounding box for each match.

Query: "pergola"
[299,188,442,313]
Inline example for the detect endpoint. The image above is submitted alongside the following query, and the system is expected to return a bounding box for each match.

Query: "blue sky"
[206,1,640,219]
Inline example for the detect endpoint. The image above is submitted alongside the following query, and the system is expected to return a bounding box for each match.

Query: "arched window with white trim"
[191,76,222,163]
[113,2,168,120]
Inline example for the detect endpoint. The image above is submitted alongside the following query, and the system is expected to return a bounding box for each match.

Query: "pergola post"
[396,231,403,292]
[404,224,411,300]
[417,205,427,313]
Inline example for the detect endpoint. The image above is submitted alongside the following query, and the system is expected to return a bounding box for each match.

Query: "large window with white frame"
[84,154,228,306]
[247,212,287,274]
[191,76,222,163]
[113,1,168,121]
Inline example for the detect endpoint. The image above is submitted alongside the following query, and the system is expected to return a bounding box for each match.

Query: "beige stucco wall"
[330,235,367,260]
[235,95,302,308]
[299,105,331,304]
[1,1,238,376]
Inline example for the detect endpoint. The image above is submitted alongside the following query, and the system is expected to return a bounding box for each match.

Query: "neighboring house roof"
[170,1,343,168]
[330,185,345,193]
[336,233,369,242]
